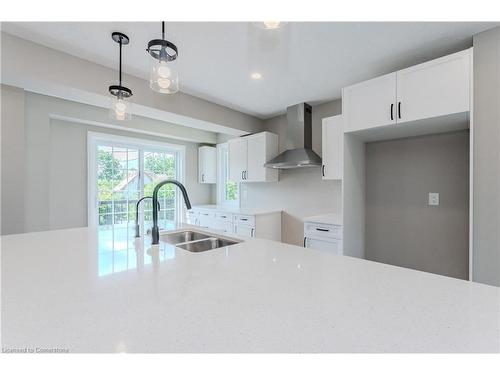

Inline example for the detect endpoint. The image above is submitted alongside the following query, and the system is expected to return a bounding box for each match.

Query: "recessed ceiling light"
[253,22,286,30]
[251,72,262,80]
[263,21,282,29]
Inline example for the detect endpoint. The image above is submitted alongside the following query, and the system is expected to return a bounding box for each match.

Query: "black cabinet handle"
[322,165,325,177]
[303,237,307,247]
[241,171,244,180]
[391,103,394,121]
[316,228,330,232]
[245,171,248,180]
[251,228,255,237]
[398,102,401,119]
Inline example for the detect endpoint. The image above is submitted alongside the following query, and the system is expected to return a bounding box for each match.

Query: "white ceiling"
[2,22,497,119]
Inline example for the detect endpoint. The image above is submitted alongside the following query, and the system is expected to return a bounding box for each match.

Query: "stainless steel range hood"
[264,103,322,169]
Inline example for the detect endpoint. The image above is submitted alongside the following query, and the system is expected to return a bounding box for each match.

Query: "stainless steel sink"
[159,230,240,253]
[176,237,239,253]
[160,230,210,245]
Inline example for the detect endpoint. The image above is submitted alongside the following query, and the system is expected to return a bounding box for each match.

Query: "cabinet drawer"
[198,210,216,218]
[215,212,232,221]
[233,214,255,226]
[304,222,342,239]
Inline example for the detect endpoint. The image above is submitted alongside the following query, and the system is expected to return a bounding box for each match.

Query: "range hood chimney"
[264,103,322,169]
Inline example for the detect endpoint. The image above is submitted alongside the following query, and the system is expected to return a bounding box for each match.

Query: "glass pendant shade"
[149,54,179,94]
[109,93,132,121]
[147,22,179,94]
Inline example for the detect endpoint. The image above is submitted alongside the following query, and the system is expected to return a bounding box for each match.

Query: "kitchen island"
[1,226,499,353]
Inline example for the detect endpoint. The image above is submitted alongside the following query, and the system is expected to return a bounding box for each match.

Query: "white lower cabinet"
[213,219,233,234]
[304,237,342,255]
[186,209,199,226]
[197,211,215,228]
[234,224,254,237]
[303,218,343,255]
[185,207,281,241]
[213,212,233,234]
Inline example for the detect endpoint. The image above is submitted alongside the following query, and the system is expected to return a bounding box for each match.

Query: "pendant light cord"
[162,21,165,40]
[119,38,122,86]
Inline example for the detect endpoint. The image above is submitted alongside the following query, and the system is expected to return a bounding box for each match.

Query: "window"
[217,143,239,206]
[88,132,185,276]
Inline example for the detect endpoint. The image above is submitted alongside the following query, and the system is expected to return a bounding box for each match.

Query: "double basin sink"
[160,230,240,252]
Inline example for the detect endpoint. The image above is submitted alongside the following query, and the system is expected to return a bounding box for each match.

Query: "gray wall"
[1,87,215,235]
[240,99,343,245]
[472,26,500,286]
[365,131,470,280]
[1,85,25,235]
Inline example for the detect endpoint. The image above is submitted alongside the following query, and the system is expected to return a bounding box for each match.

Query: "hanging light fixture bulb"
[147,21,179,94]
[109,32,132,121]
[252,21,287,30]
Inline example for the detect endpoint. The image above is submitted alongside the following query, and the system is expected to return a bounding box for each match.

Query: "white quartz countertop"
[191,204,281,216]
[2,226,499,353]
[304,213,343,225]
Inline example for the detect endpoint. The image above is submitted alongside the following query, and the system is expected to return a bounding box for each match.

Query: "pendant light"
[109,32,132,121]
[147,21,179,94]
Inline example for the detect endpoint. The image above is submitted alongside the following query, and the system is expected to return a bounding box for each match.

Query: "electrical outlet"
[428,193,439,206]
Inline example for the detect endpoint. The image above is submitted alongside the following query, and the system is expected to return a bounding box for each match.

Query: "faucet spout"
[151,180,192,245]
[135,196,160,238]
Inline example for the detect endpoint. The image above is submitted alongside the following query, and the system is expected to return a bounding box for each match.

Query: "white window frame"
[216,143,239,207]
[87,131,186,228]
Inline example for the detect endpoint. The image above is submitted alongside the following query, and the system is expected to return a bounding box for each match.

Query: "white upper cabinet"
[342,73,397,132]
[246,133,276,182]
[198,146,216,184]
[342,48,472,133]
[322,115,343,180]
[228,132,278,183]
[396,49,471,124]
[228,137,247,182]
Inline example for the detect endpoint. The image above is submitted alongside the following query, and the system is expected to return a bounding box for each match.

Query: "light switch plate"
[428,193,440,206]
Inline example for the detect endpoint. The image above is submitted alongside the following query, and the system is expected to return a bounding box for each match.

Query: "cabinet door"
[186,210,199,226]
[228,137,247,183]
[198,146,216,183]
[246,134,267,182]
[197,211,214,229]
[234,224,255,238]
[396,49,471,124]
[322,115,343,180]
[305,237,342,255]
[342,72,397,132]
[213,220,234,234]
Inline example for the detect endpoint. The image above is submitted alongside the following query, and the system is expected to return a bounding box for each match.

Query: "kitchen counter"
[1,226,499,353]
[304,213,343,225]
[191,204,281,216]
